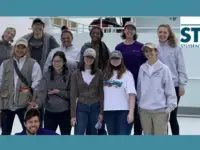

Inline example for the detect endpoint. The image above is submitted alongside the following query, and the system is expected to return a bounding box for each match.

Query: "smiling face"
[61,32,73,47]
[14,44,27,58]
[84,56,95,66]
[110,57,121,67]
[3,28,16,42]
[158,26,169,42]
[24,116,40,135]
[90,28,101,42]
[143,47,158,61]
[124,25,136,39]
[32,23,44,38]
[52,55,64,71]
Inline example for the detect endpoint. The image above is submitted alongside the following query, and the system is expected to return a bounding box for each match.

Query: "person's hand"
[48,90,54,95]
[71,118,76,126]
[48,89,59,95]
[28,101,38,109]
[52,89,59,94]
[179,88,185,96]
[127,112,134,124]
[98,114,103,122]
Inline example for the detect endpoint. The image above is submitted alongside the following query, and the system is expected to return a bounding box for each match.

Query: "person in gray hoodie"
[0,27,16,65]
[43,26,79,73]
[22,18,60,127]
[22,18,60,70]
[137,43,177,135]
[0,27,16,127]
[38,51,73,135]
[157,24,188,135]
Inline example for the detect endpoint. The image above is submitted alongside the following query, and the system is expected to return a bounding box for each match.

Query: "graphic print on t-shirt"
[104,79,122,88]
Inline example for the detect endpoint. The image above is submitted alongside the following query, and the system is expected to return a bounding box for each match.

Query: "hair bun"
[61,25,68,31]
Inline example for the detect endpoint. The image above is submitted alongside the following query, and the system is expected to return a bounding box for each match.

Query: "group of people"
[0,18,188,135]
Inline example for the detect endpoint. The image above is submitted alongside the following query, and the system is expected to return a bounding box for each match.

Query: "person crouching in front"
[15,108,58,135]
[137,43,177,135]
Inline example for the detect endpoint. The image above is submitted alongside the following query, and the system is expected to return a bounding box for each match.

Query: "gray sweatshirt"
[0,40,12,65]
[157,42,188,88]
[37,69,72,112]
[43,45,79,73]
[137,60,177,113]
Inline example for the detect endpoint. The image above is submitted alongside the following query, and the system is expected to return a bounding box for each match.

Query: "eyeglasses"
[52,60,63,64]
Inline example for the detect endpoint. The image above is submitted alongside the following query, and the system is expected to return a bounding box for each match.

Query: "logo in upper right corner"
[180,17,200,48]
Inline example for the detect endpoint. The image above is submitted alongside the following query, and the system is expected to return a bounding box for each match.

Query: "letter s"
[181,27,191,43]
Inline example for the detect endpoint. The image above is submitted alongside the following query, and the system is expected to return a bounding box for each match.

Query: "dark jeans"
[75,102,100,135]
[1,108,27,135]
[104,110,133,135]
[44,110,71,135]
[97,121,107,135]
[39,107,44,128]
[169,87,180,135]
[86,120,107,135]
[134,103,143,135]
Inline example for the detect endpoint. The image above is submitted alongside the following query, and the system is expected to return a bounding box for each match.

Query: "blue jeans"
[75,102,100,135]
[104,110,133,135]
[1,108,26,135]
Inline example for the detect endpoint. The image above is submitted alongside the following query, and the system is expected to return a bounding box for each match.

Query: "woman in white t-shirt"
[103,50,136,135]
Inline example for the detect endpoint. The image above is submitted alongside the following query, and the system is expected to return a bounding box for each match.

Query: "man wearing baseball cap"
[0,38,43,135]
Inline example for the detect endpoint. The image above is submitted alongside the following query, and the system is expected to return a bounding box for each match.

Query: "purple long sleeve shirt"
[115,41,147,86]
[15,128,59,135]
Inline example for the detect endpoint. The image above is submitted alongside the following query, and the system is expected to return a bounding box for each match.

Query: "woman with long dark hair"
[39,51,72,135]
[157,24,188,135]
[103,50,136,135]
[71,48,104,135]
[79,26,109,135]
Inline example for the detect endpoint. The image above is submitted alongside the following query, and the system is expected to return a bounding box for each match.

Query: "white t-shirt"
[81,69,95,85]
[104,70,137,111]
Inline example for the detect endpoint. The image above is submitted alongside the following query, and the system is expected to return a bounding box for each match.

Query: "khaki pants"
[139,109,169,135]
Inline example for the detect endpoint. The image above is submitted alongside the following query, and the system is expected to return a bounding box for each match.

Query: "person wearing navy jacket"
[115,21,147,135]
[15,108,59,135]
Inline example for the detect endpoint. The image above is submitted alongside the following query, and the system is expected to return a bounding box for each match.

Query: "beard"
[26,127,38,135]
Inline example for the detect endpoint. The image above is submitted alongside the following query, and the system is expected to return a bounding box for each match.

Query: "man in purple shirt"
[15,108,59,135]
[115,21,147,135]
